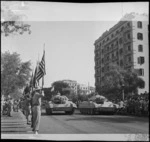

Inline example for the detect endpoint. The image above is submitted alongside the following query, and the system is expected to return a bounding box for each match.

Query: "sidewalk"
[1,110,33,134]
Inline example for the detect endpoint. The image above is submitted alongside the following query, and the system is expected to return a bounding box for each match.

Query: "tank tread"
[46,108,52,115]
[79,108,95,115]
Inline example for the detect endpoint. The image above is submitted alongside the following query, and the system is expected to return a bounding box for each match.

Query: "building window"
[138,57,145,65]
[128,56,132,62]
[102,67,104,73]
[116,41,118,46]
[119,48,123,55]
[127,33,131,39]
[139,68,144,76]
[112,53,114,59]
[116,51,118,56]
[138,45,143,52]
[127,22,130,27]
[137,33,143,40]
[120,60,123,66]
[107,37,109,41]
[137,21,142,28]
[102,49,104,54]
[111,43,114,49]
[116,30,119,35]
[119,38,123,44]
[107,56,109,61]
[107,46,109,51]
[128,45,131,51]
[107,66,109,71]
[127,68,131,72]
[121,26,124,31]
[111,34,114,38]
[102,58,104,64]
[96,61,98,66]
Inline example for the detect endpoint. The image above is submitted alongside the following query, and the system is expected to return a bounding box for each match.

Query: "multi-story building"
[62,80,78,94]
[62,79,95,95]
[94,13,149,94]
[77,83,95,95]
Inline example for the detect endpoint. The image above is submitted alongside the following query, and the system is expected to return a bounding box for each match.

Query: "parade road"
[39,109,149,134]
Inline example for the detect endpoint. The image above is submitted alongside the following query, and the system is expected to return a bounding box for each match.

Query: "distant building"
[62,79,95,95]
[62,80,78,94]
[94,13,149,94]
[77,83,95,95]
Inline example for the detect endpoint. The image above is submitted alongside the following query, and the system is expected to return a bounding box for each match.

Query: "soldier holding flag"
[32,86,44,134]
[30,48,46,134]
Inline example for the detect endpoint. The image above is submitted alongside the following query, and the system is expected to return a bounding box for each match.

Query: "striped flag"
[33,62,39,88]
[29,71,34,87]
[36,50,46,82]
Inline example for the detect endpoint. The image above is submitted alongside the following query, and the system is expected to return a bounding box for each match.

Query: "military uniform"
[24,95,31,124]
[8,99,13,116]
[32,89,44,134]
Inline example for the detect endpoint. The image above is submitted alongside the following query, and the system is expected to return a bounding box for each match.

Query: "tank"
[78,95,115,115]
[45,95,77,115]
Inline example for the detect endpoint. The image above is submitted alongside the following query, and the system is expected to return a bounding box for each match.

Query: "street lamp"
[121,83,125,101]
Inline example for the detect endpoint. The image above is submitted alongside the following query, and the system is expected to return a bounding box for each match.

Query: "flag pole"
[38,53,40,86]
[42,43,45,89]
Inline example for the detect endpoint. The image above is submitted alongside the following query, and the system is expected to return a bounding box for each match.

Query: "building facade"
[77,83,95,95]
[62,79,95,95]
[94,13,149,94]
[62,80,78,94]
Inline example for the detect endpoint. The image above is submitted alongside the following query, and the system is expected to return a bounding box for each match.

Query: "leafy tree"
[97,64,145,100]
[1,1,31,36]
[52,81,70,95]
[66,90,78,102]
[87,92,95,99]
[1,51,32,99]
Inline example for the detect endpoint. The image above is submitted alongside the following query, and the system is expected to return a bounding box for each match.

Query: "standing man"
[32,86,44,135]
[1,95,5,115]
[8,97,13,117]
[24,94,32,124]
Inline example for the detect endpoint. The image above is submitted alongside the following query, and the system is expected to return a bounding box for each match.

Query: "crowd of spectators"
[116,92,149,117]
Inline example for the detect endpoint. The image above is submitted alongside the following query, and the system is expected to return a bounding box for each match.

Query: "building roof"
[94,13,148,45]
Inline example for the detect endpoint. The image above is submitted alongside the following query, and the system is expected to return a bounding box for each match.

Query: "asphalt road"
[38,109,149,134]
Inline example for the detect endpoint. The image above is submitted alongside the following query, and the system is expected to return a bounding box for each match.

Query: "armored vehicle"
[45,95,77,115]
[78,95,115,115]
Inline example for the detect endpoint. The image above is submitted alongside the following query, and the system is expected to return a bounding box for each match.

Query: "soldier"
[32,86,44,135]
[7,97,13,117]
[24,94,32,124]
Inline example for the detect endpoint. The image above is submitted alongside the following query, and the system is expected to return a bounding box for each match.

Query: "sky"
[1,2,149,87]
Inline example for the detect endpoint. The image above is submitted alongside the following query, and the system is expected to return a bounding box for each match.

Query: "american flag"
[29,71,34,87]
[36,50,46,82]
[33,63,39,87]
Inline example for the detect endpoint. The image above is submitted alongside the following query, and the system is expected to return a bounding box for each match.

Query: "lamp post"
[122,83,125,101]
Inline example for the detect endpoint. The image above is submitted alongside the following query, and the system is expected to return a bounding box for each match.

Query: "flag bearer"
[32,86,44,135]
